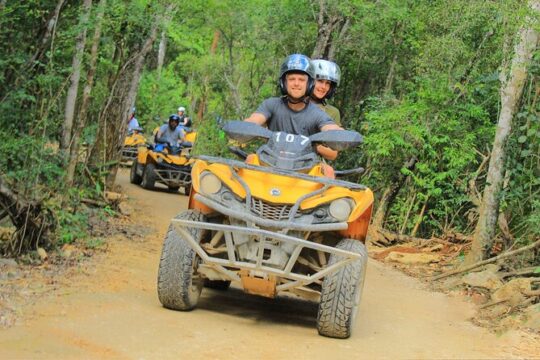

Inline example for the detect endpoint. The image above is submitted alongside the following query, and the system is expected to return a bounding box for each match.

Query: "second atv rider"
[177,106,192,130]
[127,107,140,131]
[310,59,342,125]
[244,54,342,160]
[156,114,185,147]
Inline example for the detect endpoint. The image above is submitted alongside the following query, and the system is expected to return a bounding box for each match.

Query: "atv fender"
[339,204,372,242]
[188,189,214,215]
[137,147,151,165]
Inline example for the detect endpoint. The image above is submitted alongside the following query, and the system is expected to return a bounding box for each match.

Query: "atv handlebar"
[228,146,248,160]
[334,167,365,177]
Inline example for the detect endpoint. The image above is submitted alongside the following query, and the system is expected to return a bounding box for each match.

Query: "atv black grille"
[250,198,299,221]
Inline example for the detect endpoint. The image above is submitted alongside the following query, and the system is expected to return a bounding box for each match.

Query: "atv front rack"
[195,155,366,190]
[155,166,191,186]
[121,146,138,160]
[171,219,362,292]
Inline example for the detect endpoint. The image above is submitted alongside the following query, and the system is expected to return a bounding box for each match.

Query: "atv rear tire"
[204,279,231,291]
[157,210,206,311]
[141,163,156,189]
[130,160,142,185]
[317,239,367,339]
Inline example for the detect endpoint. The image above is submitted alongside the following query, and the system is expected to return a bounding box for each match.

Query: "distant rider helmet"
[278,54,315,97]
[178,106,186,113]
[311,59,341,99]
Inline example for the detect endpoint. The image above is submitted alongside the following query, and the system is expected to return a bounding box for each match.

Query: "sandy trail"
[0,169,537,359]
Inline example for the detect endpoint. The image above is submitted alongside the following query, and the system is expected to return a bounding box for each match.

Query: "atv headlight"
[200,172,222,195]
[329,198,353,222]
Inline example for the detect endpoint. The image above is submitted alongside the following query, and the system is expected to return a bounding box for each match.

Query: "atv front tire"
[141,163,156,189]
[130,160,142,185]
[317,239,367,339]
[157,210,206,311]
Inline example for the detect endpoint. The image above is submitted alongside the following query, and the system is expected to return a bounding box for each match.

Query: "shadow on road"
[197,287,318,328]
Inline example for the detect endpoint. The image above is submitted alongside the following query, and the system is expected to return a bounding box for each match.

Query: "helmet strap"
[284,95,310,105]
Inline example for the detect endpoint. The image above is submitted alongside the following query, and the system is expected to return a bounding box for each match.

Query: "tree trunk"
[466,0,540,264]
[0,176,55,256]
[371,156,417,229]
[27,0,66,71]
[89,6,176,188]
[327,18,350,61]
[60,0,92,153]
[410,197,429,237]
[197,30,220,121]
[311,0,350,60]
[2,0,66,102]
[399,192,417,234]
[371,187,391,229]
[104,22,161,188]
[157,30,167,77]
[66,0,106,185]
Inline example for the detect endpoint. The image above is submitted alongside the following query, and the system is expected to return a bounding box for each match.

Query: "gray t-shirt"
[255,97,335,136]
[157,124,184,146]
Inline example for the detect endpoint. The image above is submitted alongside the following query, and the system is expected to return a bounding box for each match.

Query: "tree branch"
[431,239,540,281]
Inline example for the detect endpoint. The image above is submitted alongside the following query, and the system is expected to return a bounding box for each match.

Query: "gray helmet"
[278,54,315,96]
[311,59,341,99]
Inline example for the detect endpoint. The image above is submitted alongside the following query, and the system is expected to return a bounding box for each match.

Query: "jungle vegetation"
[0,0,538,269]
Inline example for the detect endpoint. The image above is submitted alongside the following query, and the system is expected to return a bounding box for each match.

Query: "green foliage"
[85,237,106,250]
[57,209,89,245]
[0,132,65,197]
[1,0,538,255]
[191,118,229,158]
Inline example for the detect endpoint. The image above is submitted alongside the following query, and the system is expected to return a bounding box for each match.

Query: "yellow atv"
[122,127,147,163]
[184,128,197,144]
[130,140,193,194]
[157,121,373,339]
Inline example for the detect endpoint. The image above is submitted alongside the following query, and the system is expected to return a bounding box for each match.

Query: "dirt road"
[0,169,537,359]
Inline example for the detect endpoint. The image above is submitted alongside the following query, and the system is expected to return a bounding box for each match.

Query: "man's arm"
[244,112,267,126]
[155,130,163,143]
[321,123,343,131]
[316,123,344,160]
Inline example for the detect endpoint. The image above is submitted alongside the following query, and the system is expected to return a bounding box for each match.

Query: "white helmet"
[311,59,341,99]
[178,106,186,112]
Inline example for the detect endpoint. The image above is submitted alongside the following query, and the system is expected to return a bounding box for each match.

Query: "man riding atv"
[156,114,185,146]
[131,115,193,194]
[121,126,146,163]
[245,54,341,161]
[157,54,372,339]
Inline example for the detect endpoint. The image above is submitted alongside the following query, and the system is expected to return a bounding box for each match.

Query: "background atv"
[122,127,147,164]
[184,128,197,144]
[157,121,374,339]
[130,141,193,194]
